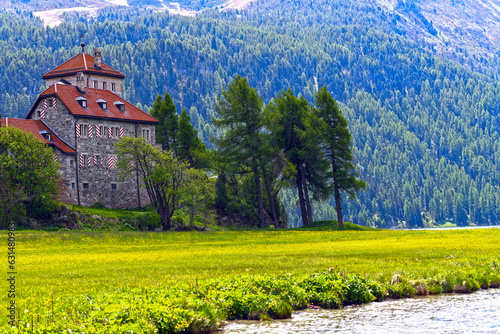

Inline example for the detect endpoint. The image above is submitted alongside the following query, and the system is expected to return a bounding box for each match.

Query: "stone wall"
[30,97,156,209]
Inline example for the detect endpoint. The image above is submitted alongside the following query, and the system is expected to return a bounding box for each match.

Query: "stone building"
[1,45,158,209]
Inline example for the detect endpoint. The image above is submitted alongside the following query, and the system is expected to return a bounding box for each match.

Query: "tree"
[268,88,329,226]
[115,137,188,229]
[177,108,207,168]
[150,93,179,154]
[0,127,59,226]
[180,168,214,227]
[314,86,366,227]
[213,75,268,228]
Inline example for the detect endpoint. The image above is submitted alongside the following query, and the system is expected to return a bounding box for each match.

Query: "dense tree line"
[2,2,500,227]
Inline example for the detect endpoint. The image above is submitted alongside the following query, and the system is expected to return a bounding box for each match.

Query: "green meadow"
[2,227,500,332]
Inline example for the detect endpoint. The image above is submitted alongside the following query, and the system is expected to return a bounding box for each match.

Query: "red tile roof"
[27,84,159,124]
[1,118,76,154]
[42,52,125,79]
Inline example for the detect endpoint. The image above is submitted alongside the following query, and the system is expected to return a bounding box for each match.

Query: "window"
[70,159,74,168]
[71,182,75,189]
[97,99,107,110]
[102,82,107,90]
[114,101,125,112]
[107,126,121,139]
[81,124,89,137]
[76,97,87,108]
[111,83,116,92]
[83,182,89,189]
[142,129,150,142]
[93,81,98,89]
[111,183,117,190]
[36,110,41,118]
[47,98,54,107]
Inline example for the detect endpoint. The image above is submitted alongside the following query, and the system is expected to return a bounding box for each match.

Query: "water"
[223,289,500,333]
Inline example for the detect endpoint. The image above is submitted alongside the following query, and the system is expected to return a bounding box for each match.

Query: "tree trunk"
[332,160,343,228]
[262,168,278,226]
[301,164,313,224]
[334,179,343,228]
[252,159,266,228]
[296,164,309,226]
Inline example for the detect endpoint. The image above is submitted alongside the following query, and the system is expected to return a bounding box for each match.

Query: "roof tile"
[42,53,125,79]
[30,84,158,124]
[1,118,76,154]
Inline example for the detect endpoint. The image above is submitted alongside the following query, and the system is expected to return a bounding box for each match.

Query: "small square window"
[111,183,117,190]
[83,183,89,189]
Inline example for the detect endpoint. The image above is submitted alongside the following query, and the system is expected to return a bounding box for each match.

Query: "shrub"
[368,281,388,301]
[387,283,417,299]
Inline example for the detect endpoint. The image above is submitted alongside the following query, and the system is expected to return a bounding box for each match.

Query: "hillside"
[1,1,500,227]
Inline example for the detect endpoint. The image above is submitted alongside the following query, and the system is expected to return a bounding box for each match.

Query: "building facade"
[2,45,158,209]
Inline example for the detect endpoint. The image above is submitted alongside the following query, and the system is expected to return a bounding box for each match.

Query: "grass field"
[2,227,500,331]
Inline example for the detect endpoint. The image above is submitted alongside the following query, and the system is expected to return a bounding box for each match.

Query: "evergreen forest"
[2,0,500,228]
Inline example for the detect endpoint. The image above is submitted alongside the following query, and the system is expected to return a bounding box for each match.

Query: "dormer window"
[97,99,107,110]
[114,101,125,112]
[76,97,87,108]
[40,130,52,141]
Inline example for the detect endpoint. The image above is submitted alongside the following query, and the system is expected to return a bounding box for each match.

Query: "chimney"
[94,48,102,69]
[76,72,85,93]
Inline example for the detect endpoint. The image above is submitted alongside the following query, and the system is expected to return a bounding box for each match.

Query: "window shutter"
[119,127,124,138]
[89,124,93,138]
[76,124,81,138]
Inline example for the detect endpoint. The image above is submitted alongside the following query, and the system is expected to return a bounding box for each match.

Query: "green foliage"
[150,92,179,153]
[2,2,500,228]
[177,108,207,168]
[115,137,190,229]
[0,126,59,226]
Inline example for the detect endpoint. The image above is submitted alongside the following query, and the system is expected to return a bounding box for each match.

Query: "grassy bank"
[2,228,499,332]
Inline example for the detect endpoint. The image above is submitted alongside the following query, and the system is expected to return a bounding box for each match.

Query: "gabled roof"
[1,118,76,154]
[42,52,125,79]
[27,84,159,124]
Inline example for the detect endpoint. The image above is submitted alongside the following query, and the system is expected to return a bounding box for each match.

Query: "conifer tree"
[314,86,366,227]
[177,108,206,168]
[150,93,178,155]
[213,75,267,228]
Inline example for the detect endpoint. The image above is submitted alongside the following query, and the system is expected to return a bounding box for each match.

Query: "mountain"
[1,1,500,227]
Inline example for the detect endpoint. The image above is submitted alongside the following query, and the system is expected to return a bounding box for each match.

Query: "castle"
[0,45,159,209]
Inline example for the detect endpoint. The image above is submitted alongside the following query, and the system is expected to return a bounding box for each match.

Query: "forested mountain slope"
[1,1,500,227]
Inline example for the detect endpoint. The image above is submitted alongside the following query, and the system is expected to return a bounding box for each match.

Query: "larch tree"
[268,88,328,226]
[314,86,366,227]
[212,75,268,228]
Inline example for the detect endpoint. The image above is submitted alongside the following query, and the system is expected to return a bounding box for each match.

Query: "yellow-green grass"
[2,228,499,325]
